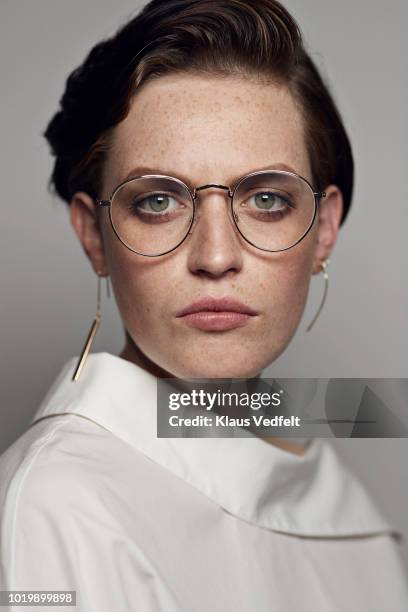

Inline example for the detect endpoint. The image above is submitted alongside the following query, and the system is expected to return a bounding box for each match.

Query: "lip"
[176,297,258,331]
[176,297,258,317]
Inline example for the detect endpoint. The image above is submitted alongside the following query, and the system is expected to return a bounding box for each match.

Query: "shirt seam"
[4,414,78,589]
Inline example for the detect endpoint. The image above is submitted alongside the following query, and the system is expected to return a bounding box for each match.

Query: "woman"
[0,1,407,610]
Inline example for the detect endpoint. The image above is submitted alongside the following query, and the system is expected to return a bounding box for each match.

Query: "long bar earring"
[306,259,329,332]
[71,271,111,382]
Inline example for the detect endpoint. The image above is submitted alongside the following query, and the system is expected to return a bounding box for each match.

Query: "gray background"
[1,1,407,568]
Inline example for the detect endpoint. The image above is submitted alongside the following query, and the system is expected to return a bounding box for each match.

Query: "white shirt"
[1,352,407,611]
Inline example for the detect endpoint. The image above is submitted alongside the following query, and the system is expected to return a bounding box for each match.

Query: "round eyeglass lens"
[232,172,317,251]
[110,177,194,256]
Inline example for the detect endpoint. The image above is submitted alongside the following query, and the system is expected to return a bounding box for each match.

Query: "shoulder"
[0,415,150,587]
[0,413,148,558]
[0,411,170,537]
[0,413,144,513]
[0,416,180,607]
[0,417,97,533]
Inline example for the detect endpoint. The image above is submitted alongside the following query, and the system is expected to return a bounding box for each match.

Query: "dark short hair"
[44,0,354,224]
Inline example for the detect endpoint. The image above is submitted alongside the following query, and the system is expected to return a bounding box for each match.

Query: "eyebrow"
[119,162,300,188]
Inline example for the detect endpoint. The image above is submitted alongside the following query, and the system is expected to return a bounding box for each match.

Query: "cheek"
[259,240,314,307]
[282,254,313,305]
[256,239,316,346]
[105,235,178,337]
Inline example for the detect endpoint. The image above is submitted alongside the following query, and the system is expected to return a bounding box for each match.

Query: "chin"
[169,356,268,380]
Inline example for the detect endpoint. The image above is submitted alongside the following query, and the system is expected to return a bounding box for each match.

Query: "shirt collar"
[29,352,396,538]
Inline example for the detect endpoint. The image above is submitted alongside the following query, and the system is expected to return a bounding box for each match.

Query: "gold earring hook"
[96,272,111,313]
[306,259,330,332]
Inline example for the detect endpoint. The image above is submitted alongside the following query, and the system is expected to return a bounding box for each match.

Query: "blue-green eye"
[127,192,188,224]
[137,194,174,212]
[251,192,289,211]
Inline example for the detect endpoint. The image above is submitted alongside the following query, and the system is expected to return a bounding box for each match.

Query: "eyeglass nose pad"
[186,189,197,235]
[229,191,241,228]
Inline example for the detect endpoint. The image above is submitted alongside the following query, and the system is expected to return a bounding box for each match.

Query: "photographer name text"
[168,414,300,428]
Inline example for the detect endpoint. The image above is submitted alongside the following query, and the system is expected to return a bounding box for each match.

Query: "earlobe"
[69,191,109,275]
[313,185,343,274]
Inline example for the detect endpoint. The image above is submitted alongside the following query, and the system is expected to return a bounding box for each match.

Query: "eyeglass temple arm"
[97,200,111,207]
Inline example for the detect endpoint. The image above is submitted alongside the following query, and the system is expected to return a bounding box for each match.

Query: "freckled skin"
[71,73,342,379]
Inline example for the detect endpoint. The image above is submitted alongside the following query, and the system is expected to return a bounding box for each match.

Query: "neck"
[119,331,172,378]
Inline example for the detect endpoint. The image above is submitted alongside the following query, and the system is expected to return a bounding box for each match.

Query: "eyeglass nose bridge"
[193,183,234,199]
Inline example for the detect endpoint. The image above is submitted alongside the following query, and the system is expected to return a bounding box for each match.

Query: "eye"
[249,192,291,211]
[126,191,189,225]
[134,193,178,213]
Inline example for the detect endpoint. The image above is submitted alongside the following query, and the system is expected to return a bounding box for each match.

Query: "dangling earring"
[306,259,329,332]
[71,271,111,382]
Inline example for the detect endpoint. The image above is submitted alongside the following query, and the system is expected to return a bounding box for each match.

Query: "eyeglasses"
[96,170,325,257]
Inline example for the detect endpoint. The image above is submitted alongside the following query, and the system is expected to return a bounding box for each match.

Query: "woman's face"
[72,73,342,378]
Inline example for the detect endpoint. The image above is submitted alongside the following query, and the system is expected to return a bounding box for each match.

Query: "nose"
[186,189,243,278]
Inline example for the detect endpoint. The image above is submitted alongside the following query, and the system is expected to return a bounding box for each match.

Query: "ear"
[69,191,109,276]
[312,185,343,275]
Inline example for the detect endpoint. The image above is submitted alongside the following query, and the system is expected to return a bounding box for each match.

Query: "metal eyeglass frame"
[96,169,326,257]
